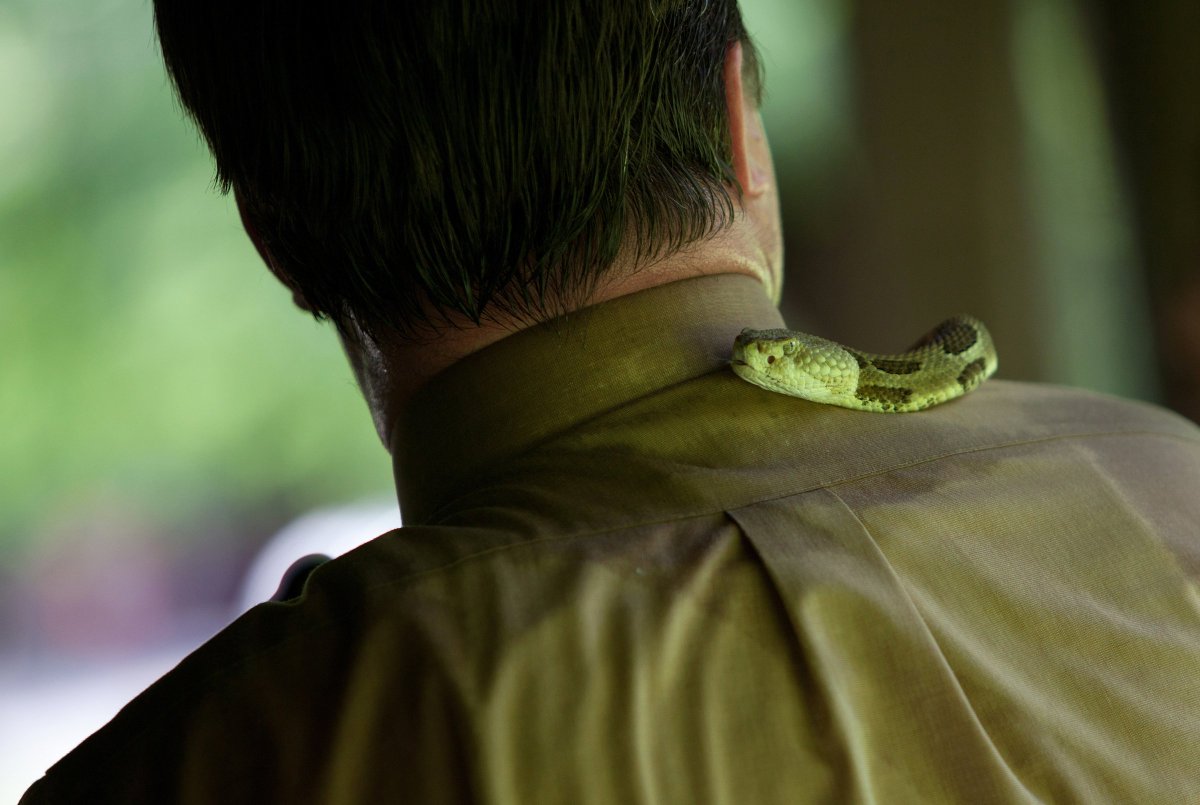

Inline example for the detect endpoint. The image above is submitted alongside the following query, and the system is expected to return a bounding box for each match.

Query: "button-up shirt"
[24,274,1200,803]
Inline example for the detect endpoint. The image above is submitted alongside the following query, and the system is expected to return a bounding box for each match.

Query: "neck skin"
[241,41,783,450]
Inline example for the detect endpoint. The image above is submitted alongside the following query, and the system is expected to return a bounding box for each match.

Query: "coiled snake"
[731,315,997,413]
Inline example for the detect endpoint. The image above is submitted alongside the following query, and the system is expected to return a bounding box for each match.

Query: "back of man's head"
[153,1,764,341]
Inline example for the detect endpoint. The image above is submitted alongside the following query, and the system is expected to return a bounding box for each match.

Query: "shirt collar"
[390,273,785,524]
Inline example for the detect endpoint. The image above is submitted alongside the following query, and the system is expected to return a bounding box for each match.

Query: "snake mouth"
[731,359,748,367]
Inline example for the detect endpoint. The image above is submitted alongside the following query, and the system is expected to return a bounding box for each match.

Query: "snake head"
[731,328,860,401]
[732,329,802,371]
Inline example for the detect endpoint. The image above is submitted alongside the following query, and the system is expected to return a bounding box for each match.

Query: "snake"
[730,315,997,413]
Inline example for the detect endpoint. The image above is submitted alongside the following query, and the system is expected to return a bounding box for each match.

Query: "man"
[23,1,1200,802]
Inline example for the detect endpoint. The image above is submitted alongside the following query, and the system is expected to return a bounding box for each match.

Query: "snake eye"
[782,340,798,356]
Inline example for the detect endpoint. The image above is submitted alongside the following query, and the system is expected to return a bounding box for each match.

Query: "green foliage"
[0,2,391,551]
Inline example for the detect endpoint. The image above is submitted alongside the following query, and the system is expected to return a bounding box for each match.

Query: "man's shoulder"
[20,529,492,804]
[809,377,1200,505]
[498,374,1200,528]
[808,377,1200,475]
[937,379,1200,465]
[970,379,1197,436]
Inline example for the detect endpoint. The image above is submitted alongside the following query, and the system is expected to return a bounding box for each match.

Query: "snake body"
[730,315,997,413]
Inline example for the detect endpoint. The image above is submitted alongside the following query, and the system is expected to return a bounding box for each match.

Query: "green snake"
[731,315,998,412]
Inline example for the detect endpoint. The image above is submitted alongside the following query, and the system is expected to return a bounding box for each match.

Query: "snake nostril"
[767,356,775,364]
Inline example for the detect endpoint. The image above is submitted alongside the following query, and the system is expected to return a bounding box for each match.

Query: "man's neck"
[340,218,782,451]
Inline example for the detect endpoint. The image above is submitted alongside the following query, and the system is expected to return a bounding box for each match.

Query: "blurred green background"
[1,2,394,559]
[2,0,1198,634]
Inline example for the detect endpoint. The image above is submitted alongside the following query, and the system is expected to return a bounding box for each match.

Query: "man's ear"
[723,40,770,199]
[234,191,315,313]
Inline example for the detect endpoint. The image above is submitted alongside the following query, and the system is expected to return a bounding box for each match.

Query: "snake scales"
[731,315,997,412]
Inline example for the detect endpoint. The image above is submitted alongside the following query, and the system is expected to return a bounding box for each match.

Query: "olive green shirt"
[23,275,1200,803]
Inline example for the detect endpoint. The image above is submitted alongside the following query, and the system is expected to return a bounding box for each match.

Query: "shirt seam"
[778,427,1200,495]
[817,486,1042,800]
[378,427,1199,594]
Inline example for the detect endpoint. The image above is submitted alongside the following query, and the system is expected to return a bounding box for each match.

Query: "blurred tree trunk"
[823,0,1045,380]
[791,0,1167,407]
[1089,1,1200,423]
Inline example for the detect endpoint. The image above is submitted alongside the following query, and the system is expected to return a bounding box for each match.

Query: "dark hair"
[154,1,764,341]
